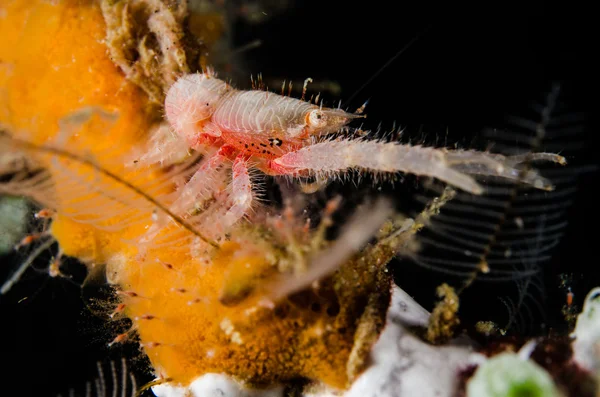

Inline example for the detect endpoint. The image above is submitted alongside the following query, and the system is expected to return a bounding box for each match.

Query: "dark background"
[1,1,597,396]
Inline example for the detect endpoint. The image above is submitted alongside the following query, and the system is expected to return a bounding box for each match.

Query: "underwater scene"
[0,1,598,396]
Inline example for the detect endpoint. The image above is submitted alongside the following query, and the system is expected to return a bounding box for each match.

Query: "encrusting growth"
[0,0,569,394]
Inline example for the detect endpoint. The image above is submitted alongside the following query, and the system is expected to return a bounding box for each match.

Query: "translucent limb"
[139,149,229,246]
[128,124,191,167]
[184,154,253,240]
[272,139,565,194]
[444,150,565,191]
[263,198,393,302]
[221,154,253,230]
[169,149,229,216]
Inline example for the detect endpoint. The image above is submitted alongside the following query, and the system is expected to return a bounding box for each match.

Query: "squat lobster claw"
[271,140,563,194]
[139,70,565,240]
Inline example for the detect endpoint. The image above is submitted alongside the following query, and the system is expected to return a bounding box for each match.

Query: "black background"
[1,1,598,396]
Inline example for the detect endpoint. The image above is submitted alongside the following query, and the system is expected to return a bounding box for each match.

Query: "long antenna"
[343,24,432,108]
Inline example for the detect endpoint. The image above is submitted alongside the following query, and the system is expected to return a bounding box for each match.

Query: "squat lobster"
[143,69,564,238]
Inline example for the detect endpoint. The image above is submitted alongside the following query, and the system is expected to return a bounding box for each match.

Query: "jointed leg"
[222,154,253,230]
[195,154,254,236]
[169,148,230,215]
[141,146,233,244]
[271,139,565,194]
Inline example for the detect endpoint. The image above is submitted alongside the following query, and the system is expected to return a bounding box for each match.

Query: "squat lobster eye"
[307,110,327,128]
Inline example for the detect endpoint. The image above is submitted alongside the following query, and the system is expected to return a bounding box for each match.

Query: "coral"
[0,0,395,390]
[0,2,579,396]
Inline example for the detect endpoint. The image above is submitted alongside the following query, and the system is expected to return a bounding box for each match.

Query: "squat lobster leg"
[169,148,230,215]
[194,154,254,237]
[142,148,253,243]
[271,139,565,194]
[222,155,253,230]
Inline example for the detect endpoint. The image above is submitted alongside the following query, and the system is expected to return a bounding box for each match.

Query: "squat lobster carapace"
[147,69,566,239]
[164,69,363,155]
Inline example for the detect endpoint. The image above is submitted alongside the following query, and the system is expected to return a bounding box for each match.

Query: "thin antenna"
[343,24,432,108]
[229,39,262,57]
